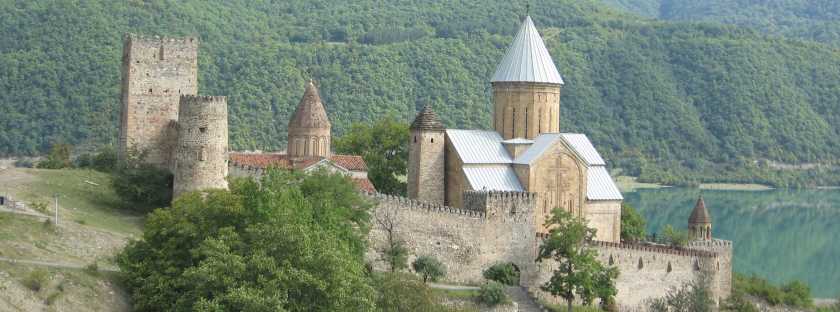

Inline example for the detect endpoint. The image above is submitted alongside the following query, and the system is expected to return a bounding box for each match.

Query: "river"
[624,188,840,297]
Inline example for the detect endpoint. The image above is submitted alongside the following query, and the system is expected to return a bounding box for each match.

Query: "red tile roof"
[229,152,375,192]
[352,178,377,193]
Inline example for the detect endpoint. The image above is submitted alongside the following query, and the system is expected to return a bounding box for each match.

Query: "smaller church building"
[407,16,623,241]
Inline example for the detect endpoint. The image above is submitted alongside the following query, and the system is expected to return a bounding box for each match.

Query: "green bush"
[111,150,173,211]
[76,146,117,172]
[620,203,646,242]
[781,281,813,308]
[411,256,446,283]
[21,269,49,292]
[37,143,73,169]
[733,273,813,308]
[478,282,507,306]
[482,262,520,286]
[662,225,689,248]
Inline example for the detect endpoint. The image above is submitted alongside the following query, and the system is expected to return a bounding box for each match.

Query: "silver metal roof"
[587,166,624,201]
[491,16,564,85]
[561,134,605,166]
[446,129,513,164]
[502,138,534,145]
[513,133,561,165]
[463,165,524,192]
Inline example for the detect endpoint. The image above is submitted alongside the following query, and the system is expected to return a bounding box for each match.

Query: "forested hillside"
[2,0,839,186]
[601,0,840,46]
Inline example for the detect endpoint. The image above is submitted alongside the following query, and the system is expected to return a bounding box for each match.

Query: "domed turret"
[288,80,331,158]
[688,196,713,241]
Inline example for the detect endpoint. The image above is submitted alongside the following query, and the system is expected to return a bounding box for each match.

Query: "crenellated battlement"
[688,239,733,248]
[125,33,199,45]
[366,192,487,219]
[535,233,720,258]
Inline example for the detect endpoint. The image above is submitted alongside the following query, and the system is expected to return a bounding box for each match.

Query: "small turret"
[288,80,331,159]
[688,196,712,241]
[407,105,445,204]
[172,95,229,198]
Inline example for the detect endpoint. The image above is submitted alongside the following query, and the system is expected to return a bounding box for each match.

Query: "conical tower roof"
[689,196,712,224]
[410,105,444,131]
[289,80,331,129]
[491,16,564,85]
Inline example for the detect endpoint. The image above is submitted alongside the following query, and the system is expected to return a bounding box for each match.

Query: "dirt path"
[0,256,119,272]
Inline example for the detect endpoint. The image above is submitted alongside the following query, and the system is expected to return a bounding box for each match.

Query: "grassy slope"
[0,168,138,311]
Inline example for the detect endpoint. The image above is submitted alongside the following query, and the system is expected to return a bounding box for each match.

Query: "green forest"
[1,0,839,186]
[601,0,840,46]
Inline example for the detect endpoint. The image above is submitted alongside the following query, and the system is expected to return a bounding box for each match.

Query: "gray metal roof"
[561,134,605,166]
[463,165,524,192]
[513,133,561,165]
[446,129,513,164]
[502,138,534,145]
[491,16,564,85]
[587,166,624,201]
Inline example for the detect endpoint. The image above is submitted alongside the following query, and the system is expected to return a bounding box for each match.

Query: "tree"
[483,262,520,286]
[478,282,507,306]
[374,272,463,312]
[647,278,714,312]
[37,143,72,169]
[662,225,690,248]
[111,149,172,211]
[334,117,409,196]
[620,203,647,242]
[411,256,445,283]
[374,204,408,272]
[117,169,376,312]
[536,208,619,312]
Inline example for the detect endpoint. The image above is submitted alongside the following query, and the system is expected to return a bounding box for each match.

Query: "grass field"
[0,261,130,311]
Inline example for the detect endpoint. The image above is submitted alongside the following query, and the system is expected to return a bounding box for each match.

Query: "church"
[406,16,623,242]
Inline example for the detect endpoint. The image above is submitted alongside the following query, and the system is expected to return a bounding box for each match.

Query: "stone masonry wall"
[529,240,726,310]
[585,200,621,243]
[366,192,537,285]
[492,82,561,140]
[407,129,445,204]
[119,34,198,169]
[173,95,228,197]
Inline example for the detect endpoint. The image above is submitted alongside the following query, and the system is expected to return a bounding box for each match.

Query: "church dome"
[689,196,712,224]
[289,80,331,130]
[410,105,444,131]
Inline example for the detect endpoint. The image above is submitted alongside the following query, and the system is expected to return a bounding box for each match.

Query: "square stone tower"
[118,34,199,168]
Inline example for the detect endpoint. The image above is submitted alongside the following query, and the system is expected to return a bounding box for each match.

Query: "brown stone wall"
[407,129,445,204]
[119,34,198,169]
[688,240,733,303]
[288,129,331,159]
[530,241,728,309]
[492,82,561,140]
[444,137,468,208]
[366,192,537,285]
[521,141,587,233]
[585,200,621,243]
[173,96,228,198]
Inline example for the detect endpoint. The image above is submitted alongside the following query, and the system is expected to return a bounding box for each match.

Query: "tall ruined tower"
[407,106,445,204]
[491,16,563,140]
[119,34,199,168]
[688,196,713,241]
[173,95,229,198]
[288,80,332,158]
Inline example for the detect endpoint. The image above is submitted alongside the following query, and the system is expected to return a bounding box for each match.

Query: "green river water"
[624,188,840,297]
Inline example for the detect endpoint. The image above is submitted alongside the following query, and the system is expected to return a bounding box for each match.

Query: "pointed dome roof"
[689,196,712,224]
[289,80,331,129]
[410,105,444,131]
[491,16,564,85]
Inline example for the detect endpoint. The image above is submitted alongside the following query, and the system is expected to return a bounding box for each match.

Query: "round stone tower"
[173,95,229,198]
[491,16,563,140]
[407,105,446,204]
[688,196,713,241]
[288,80,331,159]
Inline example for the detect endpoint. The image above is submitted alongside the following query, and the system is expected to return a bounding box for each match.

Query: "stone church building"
[407,16,623,241]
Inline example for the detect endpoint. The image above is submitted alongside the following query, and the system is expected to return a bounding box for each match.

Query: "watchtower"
[491,16,563,139]
[118,34,199,168]
[172,95,229,198]
[407,105,445,204]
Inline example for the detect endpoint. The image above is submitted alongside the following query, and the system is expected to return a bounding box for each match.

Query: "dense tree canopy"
[117,169,376,311]
[2,0,840,186]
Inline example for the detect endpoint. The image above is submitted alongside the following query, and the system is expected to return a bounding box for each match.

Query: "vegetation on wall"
[2,0,840,186]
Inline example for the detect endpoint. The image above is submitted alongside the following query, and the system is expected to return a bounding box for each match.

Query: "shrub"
[483,262,520,286]
[781,281,813,308]
[662,224,689,248]
[84,261,100,276]
[112,152,173,211]
[21,269,49,292]
[14,158,34,168]
[478,282,507,306]
[382,240,409,272]
[733,273,812,307]
[76,146,117,172]
[647,279,714,312]
[411,256,446,283]
[37,143,73,169]
[620,203,646,242]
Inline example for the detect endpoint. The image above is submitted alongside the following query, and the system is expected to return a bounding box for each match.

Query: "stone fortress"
[118,15,732,310]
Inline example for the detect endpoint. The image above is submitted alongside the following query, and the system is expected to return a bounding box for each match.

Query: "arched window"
[431,138,434,143]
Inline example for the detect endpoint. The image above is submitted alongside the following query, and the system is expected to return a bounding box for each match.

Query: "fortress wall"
[172,95,228,197]
[366,192,537,284]
[529,240,725,309]
[688,240,733,302]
